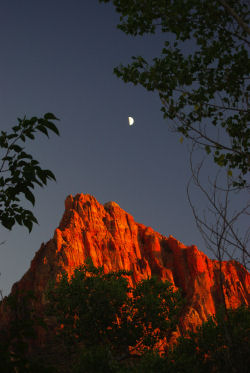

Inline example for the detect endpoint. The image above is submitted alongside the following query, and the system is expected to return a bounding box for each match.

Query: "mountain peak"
[104,200,121,210]
[5,194,250,334]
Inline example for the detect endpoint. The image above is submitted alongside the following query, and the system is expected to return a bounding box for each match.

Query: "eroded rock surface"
[6,194,250,332]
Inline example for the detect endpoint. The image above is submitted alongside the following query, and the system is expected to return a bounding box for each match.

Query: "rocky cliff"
[7,194,250,332]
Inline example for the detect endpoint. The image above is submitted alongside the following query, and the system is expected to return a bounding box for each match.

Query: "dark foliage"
[46,259,183,370]
[0,113,59,231]
[100,0,250,186]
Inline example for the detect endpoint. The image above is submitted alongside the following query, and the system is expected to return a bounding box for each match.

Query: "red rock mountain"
[9,194,250,331]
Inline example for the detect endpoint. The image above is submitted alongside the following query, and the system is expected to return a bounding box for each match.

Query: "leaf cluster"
[116,306,250,373]
[1,264,248,372]
[164,306,250,373]
[46,259,183,369]
[0,113,59,231]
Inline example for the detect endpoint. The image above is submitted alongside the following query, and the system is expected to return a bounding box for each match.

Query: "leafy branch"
[0,113,59,231]
[100,0,250,185]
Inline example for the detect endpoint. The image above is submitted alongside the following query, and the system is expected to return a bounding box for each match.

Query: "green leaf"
[24,219,33,233]
[37,125,49,137]
[205,145,211,154]
[17,152,33,160]
[37,169,48,184]
[44,112,58,120]
[44,169,56,181]
[9,144,23,153]
[24,189,35,206]
[12,126,20,132]
[26,132,35,140]
[44,121,60,136]
[30,116,37,124]
[15,215,23,225]
[31,215,38,224]
[1,217,15,230]
[7,133,18,140]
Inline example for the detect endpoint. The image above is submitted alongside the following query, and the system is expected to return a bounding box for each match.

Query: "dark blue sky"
[0,1,246,295]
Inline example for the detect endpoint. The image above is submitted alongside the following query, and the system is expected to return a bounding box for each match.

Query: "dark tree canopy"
[165,306,250,373]
[100,0,250,186]
[46,259,183,370]
[1,261,248,373]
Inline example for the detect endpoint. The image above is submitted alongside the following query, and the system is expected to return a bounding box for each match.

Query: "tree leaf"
[1,217,15,230]
[24,219,33,233]
[44,121,60,136]
[37,125,49,137]
[44,112,58,120]
[9,144,23,153]
[24,189,35,206]
[205,145,211,154]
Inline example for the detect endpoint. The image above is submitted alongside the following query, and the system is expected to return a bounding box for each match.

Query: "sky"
[0,1,248,296]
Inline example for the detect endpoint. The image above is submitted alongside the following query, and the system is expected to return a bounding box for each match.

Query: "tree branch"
[218,0,250,35]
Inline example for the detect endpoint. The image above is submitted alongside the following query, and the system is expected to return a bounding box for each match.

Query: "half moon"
[128,116,134,126]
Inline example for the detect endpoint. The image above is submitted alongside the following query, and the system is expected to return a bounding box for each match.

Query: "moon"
[128,116,134,126]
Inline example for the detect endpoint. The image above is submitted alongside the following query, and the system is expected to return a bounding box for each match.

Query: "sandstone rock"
[3,194,250,333]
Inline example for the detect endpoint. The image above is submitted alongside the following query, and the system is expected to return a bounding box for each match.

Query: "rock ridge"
[6,193,250,332]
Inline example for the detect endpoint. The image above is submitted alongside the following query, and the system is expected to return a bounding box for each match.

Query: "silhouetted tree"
[100,0,250,186]
[46,259,183,371]
[0,113,59,231]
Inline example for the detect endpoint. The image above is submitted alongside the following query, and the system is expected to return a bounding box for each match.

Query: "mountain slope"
[8,193,249,333]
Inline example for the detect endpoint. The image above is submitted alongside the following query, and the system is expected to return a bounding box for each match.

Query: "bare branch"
[187,148,250,270]
[218,0,250,35]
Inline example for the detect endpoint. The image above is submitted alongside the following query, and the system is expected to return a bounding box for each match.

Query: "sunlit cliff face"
[7,193,250,333]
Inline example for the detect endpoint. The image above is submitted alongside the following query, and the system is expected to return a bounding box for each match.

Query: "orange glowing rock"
[5,194,250,333]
